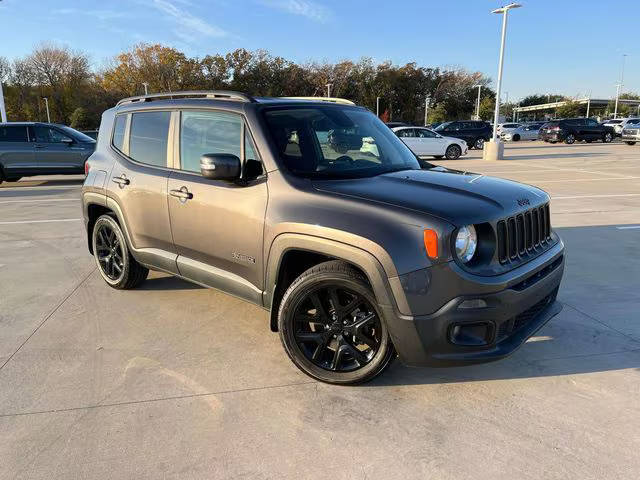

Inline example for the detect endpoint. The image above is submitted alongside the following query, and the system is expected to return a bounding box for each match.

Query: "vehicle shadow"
[0,178,86,188]
[367,224,640,386]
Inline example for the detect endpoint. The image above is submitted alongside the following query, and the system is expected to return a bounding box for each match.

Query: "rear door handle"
[35,144,46,149]
[169,186,193,201]
[112,175,130,187]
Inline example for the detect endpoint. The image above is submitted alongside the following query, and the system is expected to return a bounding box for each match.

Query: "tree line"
[0,43,500,129]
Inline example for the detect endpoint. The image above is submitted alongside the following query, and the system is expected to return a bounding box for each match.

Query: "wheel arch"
[264,234,399,332]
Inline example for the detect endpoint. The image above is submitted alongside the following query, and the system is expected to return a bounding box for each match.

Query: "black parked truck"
[538,118,615,144]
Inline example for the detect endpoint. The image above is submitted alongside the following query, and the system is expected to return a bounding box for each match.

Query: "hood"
[313,168,549,226]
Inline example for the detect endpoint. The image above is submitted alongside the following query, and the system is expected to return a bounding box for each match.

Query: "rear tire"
[278,260,395,385]
[603,132,613,143]
[445,144,462,159]
[473,138,485,150]
[564,133,576,144]
[92,214,148,289]
[626,141,636,145]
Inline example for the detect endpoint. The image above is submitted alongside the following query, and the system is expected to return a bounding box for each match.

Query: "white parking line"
[0,198,78,204]
[0,218,82,225]
[552,194,640,200]
[616,226,640,230]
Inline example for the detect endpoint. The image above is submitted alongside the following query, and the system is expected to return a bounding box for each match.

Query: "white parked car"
[621,119,640,145]
[502,123,543,141]
[496,122,520,137]
[602,118,640,136]
[392,126,468,159]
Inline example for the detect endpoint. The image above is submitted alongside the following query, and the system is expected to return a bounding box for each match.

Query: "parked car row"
[538,118,615,144]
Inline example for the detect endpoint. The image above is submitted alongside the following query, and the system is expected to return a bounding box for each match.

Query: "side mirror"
[200,153,241,181]
[61,137,74,145]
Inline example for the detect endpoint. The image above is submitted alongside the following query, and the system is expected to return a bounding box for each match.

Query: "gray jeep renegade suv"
[81,91,565,384]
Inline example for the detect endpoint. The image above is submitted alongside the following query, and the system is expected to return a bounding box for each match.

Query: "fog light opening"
[450,322,493,346]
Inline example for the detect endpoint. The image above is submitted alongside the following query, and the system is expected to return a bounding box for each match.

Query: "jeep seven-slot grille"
[497,204,551,264]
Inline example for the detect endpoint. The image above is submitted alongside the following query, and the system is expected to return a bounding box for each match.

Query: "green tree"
[70,107,89,129]
[556,100,583,118]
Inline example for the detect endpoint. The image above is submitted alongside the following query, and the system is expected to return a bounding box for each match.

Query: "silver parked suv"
[0,122,95,183]
[82,91,565,384]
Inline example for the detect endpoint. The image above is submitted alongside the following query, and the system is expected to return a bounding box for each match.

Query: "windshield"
[605,120,622,124]
[434,122,452,132]
[59,125,96,143]
[263,105,420,179]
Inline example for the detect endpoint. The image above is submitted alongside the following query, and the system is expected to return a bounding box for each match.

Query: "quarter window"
[129,111,171,167]
[180,111,242,173]
[112,114,127,152]
[0,125,28,142]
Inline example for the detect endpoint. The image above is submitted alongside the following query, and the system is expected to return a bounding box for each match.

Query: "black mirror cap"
[200,153,241,180]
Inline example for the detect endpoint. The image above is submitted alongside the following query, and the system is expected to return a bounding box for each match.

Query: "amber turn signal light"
[423,229,438,258]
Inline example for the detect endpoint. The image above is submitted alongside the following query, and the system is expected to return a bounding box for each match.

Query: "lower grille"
[497,204,551,264]
[497,289,557,342]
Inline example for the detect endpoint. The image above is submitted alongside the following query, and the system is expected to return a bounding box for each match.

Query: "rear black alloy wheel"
[278,260,394,384]
[565,133,576,144]
[92,214,148,289]
[474,137,485,150]
[603,132,613,143]
[626,141,637,145]
[445,144,461,159]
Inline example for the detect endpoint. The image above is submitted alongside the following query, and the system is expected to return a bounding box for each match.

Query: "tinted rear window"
[0,125,28,142]
[129,111,171,167]
[112,115,127,152]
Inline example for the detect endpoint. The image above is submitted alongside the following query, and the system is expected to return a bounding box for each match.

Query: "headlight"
[455,225,477,263]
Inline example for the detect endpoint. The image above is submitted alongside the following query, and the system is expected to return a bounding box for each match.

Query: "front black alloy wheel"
[92,214,148,289]
[278,261,394,384]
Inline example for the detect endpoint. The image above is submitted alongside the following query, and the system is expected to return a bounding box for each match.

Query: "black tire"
[278,260,395,385]
[433,155,443,159]
[586,139,592,143]
[445,144,461,159]
[92,214,148,289]
[564,133,576,144]
[512,134,520,141]
[603,132,613,143]
[626,141,637,146]
[473,137,485,150]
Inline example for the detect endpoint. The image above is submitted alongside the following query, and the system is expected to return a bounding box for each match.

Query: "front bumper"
[382,240,565,367]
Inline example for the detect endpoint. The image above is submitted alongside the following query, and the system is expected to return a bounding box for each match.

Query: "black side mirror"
[61,137,74,145]
[200,153,241,181]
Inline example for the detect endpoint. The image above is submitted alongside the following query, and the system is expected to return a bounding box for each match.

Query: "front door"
[106,111,176,271]
[167,110,268,301]
[396,128,423,155]
[34,125,86,173]
[415,128,444,155]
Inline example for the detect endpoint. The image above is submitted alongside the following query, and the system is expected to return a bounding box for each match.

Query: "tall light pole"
[614,54,627,119]
[376,96,380,117]
[424,95,430,126]
[142,82,149,95]
[474,84,482,120]
[42,97,51,123]
[486,2,521,160]
[613,83,622,119]
[491,4,520,142]
[326,83,332,98]
[0,80,6,123]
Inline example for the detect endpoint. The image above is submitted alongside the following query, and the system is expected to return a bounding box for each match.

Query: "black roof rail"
[115,90,256,107]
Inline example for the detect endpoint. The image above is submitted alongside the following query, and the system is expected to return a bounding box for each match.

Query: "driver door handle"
[169,187,193,201]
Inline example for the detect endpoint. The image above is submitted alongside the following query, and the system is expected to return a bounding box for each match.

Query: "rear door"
[106,111,176,270]
[0,125,34,177]
[34,125,86,173]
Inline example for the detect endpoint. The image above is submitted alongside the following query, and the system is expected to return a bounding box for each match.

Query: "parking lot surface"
[1,141,639,479]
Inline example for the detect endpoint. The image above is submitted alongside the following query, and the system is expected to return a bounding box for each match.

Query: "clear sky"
[0,0,637,101]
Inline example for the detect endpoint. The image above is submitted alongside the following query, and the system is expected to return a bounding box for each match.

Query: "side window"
[396,129,415,138]
[35,126,72,143]
[180,110,242,173]
[0,126,28,142]
[112,114,127,152]
[129,111,171,167]
[417,129,436,138]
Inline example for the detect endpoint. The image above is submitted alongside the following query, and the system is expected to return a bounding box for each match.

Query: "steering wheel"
[332,155,353,163]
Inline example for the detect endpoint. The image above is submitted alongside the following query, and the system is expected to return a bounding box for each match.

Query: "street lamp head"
[492,3,522,13]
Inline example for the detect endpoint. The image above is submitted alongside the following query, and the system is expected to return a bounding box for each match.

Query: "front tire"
[512,134,520,141]
[92,214,148,289]
[626,141,637,145]
[445,144,462,159]
[278,260,395,385]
